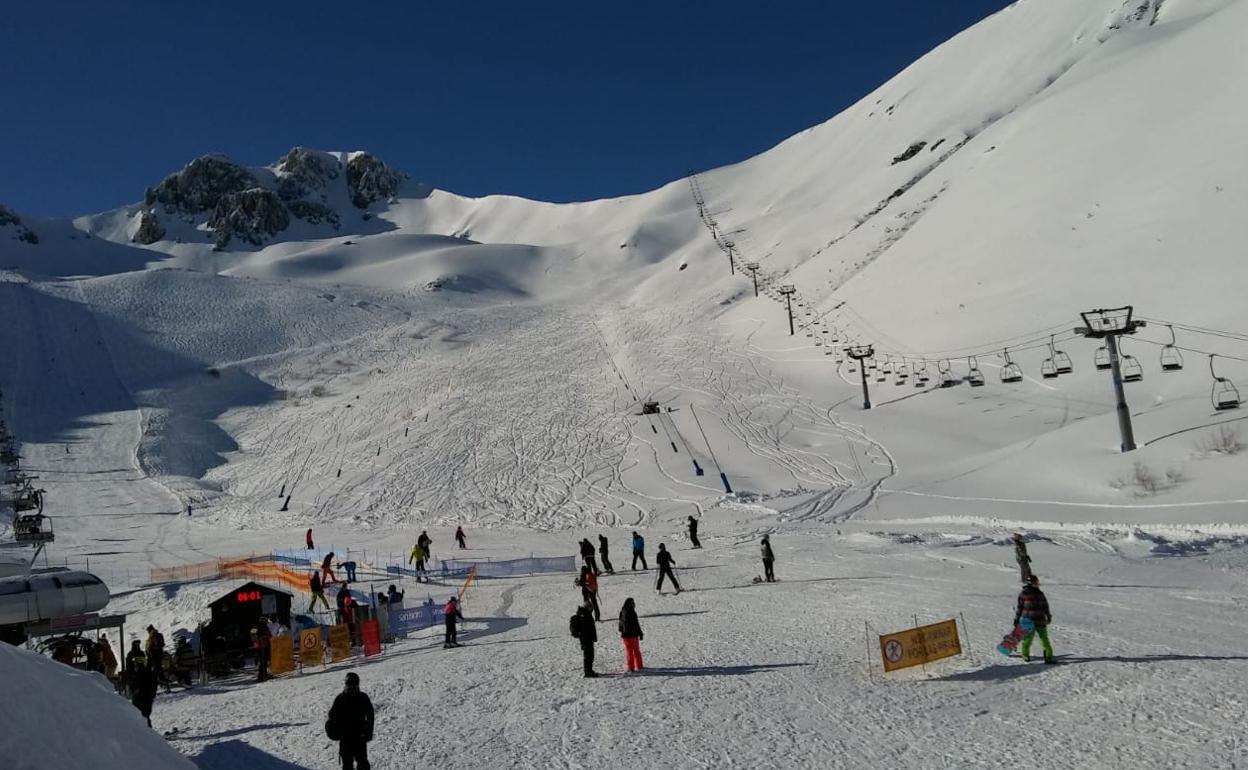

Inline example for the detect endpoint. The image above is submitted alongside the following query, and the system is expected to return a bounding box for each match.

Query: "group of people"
[121,625,199,725]
[570,596,645,677]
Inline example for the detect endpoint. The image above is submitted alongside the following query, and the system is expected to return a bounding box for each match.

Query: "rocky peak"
[144,155,258,215]
[346,152,403,209]
[275,147,341,202]
[0,204,38,244]
[207,188,291,250]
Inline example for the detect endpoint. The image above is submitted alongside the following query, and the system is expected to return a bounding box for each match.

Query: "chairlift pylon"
[1210,355,1240,411]
[1000,349,1023,384]
[1161,325,1184,372]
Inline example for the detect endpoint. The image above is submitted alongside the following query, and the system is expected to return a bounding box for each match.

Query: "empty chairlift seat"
[1210,356,1240,411]
[1095,346,1112,371]
[1161,326,1184,372]
[999,349,1023,384]
[966,356,986,387]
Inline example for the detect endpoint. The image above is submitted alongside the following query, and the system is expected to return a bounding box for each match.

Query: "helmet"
[344,672,360,687]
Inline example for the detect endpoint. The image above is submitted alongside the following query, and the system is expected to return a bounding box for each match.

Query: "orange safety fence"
[149,557,312,593]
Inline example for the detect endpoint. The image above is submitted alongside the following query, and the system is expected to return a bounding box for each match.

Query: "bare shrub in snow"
[1196,426,1243,456]
[1117,462,1186,496]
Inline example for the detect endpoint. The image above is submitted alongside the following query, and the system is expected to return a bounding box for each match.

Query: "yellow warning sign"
[329,623,353,662]
[269,637,295,675]
[299,628,324,667]
[879,618,962,673]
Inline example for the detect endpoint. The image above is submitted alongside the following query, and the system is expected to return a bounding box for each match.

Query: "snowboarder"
[688,516,702,549]
[322,552,338,585]
[761,535,776,583]
[655,543,681,593]
[130,661,157,727]
[339,560,358,583]
[631,531,648,571]
[417,530,432,562]
[618,597,644,672]
[455,526,467,549]
[444,596,462,647]
[569,604,598,677]
[309,570,331,612]
[1016,575,1055,663]
[253,618,271,682]
[579,538,601,576]
[306,528,314,550]
[327,672,374,770]
[577,566,601,621]
[1013,533,1033,584]
[597,534,614,574]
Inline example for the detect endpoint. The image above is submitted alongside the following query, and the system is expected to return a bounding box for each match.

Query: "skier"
[309,570,331,612]
[1016,575,1055,663]
[417,530,432,562]
[761,535,776,583]
[130,661,158,727]
[577,566,601,621]
[688,516,702,549]
[569,604,598,678]
[306,528,314,550]
[408,541,427,582]
[321,552,338,585]
[455,526,467,549]
[326,672,374,770]
[631,531,648,571]
[655,543,681,594]
[618,597,645,672]
[1013,533,1033,584]
[338,559,358,583]
[444,596,462,647]
[579,538,601,576]
[597,534,614,574]
[253,618,271,682]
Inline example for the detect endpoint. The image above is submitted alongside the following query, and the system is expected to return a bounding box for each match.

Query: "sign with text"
[362,620,381,657]
[299,628,323,666]
[879,618,962,673]
[329,623,352,662]
[269,637,295,675]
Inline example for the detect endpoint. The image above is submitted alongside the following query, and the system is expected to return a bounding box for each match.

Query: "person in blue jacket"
[631,531,648,570]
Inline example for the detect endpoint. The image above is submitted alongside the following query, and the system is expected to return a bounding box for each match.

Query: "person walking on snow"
[444,596,462,648]
[631,531,648,571]
[655,543,681,593]
[618,597,644,672]
[580,539,601,576]
[597,534,614,574]
[326,672,374,770]
[1016,575,1055,663]
[577,566,601,621]
[408,542,427,582]
[1013,533,1033,584]
[688,516,702,549]
[130,661,157,727]
[761,535,776,583]
[309,570,331,612]
[570,604,598,677]
[321,552,338,585]
[306,528,314,550]
[455,526,467,549]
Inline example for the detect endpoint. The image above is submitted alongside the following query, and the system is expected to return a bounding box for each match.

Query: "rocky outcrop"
[207,189,290,249]
[276,147,340,201]
[132,209,166,244]
[0,204,38,244]
[346,152,402,209]
[287,200,341,228]
[145,155,258,214]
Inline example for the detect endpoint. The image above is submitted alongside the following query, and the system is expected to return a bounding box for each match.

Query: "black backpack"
[325,716,341,741]
[569,615,580,639]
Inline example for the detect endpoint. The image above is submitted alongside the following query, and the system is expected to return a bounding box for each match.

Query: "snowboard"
[996,617,1035,657]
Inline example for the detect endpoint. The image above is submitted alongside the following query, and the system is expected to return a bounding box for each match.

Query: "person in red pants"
[618,597,644,672]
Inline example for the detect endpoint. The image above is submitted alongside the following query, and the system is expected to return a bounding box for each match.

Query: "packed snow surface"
[2,0,1248,767]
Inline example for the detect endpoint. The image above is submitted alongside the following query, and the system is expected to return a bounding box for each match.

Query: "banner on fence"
[299,628,324,666]
[362,620,381,657]
[878,618,962,673]
[270,637,295,675]
[329,624,353,662]
[388,599,444,637]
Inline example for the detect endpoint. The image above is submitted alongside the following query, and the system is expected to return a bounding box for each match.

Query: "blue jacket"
[632,534,644,553]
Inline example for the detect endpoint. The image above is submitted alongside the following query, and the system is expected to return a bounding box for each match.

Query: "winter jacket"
[579,540,595,558]
[328,688,375,743]
[598,536,609,555]
[99,642,118,672]
[254,622,271,651]
[1015,586,1052,626]
[761,540,775,562]
[618,602,643,639]
[145,631,165,662]
[688,518,698,535]
[632,534,644,553]
[571,609,597,645]
[125,647,147,671]
[409,544,426,564]
[321,554,335,572]
[583,573,599,594]
[656,550,675,569]
[445,600,461,625]
[310,571,323,592]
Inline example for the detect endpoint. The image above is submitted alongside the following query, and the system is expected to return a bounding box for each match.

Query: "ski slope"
[1,0,1248,767]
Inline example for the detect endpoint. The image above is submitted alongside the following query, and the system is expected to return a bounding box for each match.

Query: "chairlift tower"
[778,285,797,336]
[745,263,761,297]
[1076,306,1146,452]
[846,345,875,409]
[722,240,737,275]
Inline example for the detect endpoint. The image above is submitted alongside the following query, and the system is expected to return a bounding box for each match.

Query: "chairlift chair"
[1210,356,1241,411]
[914,361,930,386]
[1049,335,1073,375]
[1161,325,1184,372]
[1119,341,1143,383]
[938,360,958,388]
[1040,358,1058,379]
[967,356,986,387]
[1094,346,1112,371]
[1000,349,1023,384]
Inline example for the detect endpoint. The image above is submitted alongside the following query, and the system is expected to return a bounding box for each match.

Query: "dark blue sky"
[1,1,1013,217]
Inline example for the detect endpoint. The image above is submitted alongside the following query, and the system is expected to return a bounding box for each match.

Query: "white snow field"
[2,0,1248,767]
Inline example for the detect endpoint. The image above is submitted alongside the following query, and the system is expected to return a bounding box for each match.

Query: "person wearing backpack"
[326,671,374,770]
[569,604,599,678]
[618,597,644,672]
